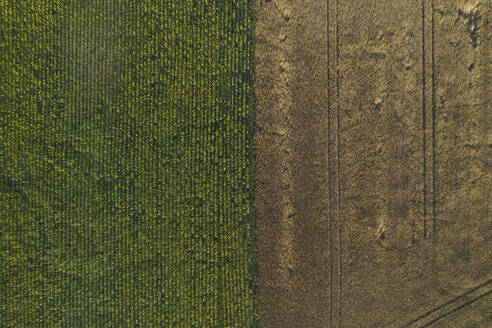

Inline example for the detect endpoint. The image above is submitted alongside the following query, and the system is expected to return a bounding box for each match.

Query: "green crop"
[0,1,256,327]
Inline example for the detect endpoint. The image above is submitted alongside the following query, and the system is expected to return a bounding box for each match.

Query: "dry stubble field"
[255,0,491,327]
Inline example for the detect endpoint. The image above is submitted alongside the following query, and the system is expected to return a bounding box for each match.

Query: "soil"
[254,0,491,327]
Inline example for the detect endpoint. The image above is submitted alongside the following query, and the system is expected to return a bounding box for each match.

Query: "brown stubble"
[255,0,330,327]
[254,0,491,327]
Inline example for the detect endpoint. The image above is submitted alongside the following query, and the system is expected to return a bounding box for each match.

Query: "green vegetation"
[0,1,256,327]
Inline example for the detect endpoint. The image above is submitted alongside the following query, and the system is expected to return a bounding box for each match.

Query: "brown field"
[254,0,491,327]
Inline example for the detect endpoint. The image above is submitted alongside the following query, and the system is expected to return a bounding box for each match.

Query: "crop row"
[0,1,256,327]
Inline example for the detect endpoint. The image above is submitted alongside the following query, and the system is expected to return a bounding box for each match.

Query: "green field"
[0,1,256,326]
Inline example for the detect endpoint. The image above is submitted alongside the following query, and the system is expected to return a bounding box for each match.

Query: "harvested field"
[255,0,491,327]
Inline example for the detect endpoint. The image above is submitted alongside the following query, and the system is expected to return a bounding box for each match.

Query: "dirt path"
[255,0,491,327]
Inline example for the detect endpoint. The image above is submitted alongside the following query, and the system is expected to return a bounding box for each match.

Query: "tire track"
[421,0,428,239]
[335,1,343,326]
[326,0,334,324]
[328,0,343,325]
[431,0,437,241]
[418,291,491,328]
[398,279,492,328]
